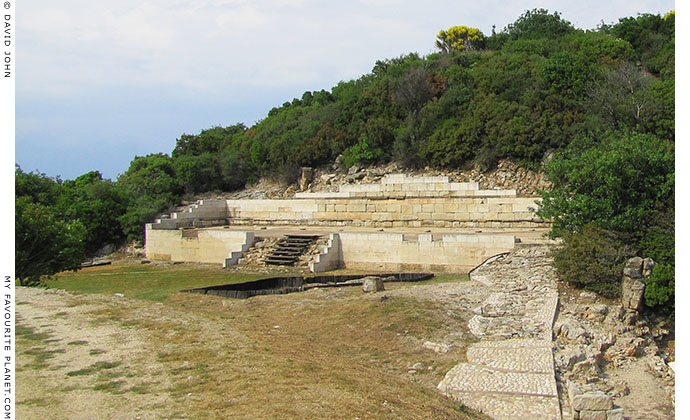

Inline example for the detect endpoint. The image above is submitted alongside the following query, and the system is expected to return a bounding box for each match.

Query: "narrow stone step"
[264,255,298,261]
[264,259,296,266]
[440,390,561,420]
[466,341,554,373]
[439,363,557,396]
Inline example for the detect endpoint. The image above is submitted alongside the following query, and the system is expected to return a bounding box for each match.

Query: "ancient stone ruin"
[142,174,674,419]
[145,174,550,272]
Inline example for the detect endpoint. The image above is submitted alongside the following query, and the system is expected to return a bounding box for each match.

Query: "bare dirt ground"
[16,280,491,420]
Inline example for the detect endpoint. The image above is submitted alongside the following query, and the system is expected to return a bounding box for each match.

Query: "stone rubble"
[206,159,551,200]
[553,257,674,419]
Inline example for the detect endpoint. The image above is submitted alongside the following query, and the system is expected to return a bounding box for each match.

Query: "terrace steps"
[263,234,321,266]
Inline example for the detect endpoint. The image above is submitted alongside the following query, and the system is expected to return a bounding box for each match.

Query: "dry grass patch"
[21,266,486,419]
[140,287,484,420]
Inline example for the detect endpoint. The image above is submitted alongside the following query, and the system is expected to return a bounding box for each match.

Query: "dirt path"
[16,288,178,419]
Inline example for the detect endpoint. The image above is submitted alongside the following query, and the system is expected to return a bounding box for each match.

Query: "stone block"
[567,380,582,405]
[606,408,624,420]
[387,203,402,213]
[642,258,655,277]
[571,392,613,412]
[579,410,607,420]
[621,277,645,310]
[347,203,367,212]
[623,256,644,278]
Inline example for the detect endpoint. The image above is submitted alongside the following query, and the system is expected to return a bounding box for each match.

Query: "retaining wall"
[338,232,516,272]
[145,228,254,265]
[144,175,544,271]
[225,196,541,228]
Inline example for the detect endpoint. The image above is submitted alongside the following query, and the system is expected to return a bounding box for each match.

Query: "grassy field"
[48,262,272,301]
[48,261,468,302]
[19,261,485,419]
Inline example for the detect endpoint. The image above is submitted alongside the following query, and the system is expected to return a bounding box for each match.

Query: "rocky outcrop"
[299,167,313,191]
[621,257,655,311]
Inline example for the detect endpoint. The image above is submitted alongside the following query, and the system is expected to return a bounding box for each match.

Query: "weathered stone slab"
[439,363,557,396]
[579,410,607,420]
[467,342,554,373]
[438,391,561,420]
[571,392,613,411]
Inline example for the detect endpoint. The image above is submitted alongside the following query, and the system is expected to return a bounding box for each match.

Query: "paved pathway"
[437,245,562,420]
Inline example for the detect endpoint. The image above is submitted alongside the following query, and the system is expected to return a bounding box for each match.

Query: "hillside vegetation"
[16,9,674,313]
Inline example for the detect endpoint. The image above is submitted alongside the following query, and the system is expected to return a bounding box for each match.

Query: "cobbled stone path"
[438,245,562,420]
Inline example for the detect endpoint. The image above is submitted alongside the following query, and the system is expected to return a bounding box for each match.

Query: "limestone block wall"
[337,232,516,272]
[145,227,255,265]
[295,174,515,199]
[226,196,541,228]
[146,176,545,231]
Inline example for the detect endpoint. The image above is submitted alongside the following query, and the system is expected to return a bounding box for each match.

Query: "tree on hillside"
[15,168,88,286]
[587,61,658,130]
[392,66,434,115]
[537,131,673,236]
[117,153,181,241]
[505,9,574,40]
[435,26,485,53]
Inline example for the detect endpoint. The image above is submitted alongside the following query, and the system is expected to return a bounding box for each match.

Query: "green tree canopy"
[15,168,88,286]
[536,131,673,237]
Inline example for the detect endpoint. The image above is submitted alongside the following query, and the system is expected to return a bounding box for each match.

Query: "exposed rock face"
[299,167,313,191]
[621,257,654,311]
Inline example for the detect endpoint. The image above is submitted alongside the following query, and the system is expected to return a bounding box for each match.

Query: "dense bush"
[538,131,674,310]
[552,225,635,298]
[537,131,674,237]
[15,168,88,286]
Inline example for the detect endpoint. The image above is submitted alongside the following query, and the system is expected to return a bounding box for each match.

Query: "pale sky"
[15,0,675,180]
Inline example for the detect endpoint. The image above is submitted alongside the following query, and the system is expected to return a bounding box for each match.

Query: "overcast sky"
[15,0,675,180]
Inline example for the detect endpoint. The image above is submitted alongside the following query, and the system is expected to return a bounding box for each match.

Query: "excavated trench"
[181,273,434,299]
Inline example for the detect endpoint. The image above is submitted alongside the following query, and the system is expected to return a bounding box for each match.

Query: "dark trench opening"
[181,273,434,299]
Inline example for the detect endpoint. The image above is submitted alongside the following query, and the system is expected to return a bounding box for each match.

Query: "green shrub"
[342,137,383,168]
[644,263,674,311]
[552,225,635,297]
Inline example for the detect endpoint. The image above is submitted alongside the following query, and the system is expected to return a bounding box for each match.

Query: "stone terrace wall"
[225,196,541,229]
[295,175,516,199]
[148,175,546,230]
[144,175,546,270]
[145,229,254,267]
[338,232,516,272]
[149,199,228,230]
[225,174,543,229]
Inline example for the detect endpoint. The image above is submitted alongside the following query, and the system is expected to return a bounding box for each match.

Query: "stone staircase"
[263,235,321,266]
[437,246,562,420]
